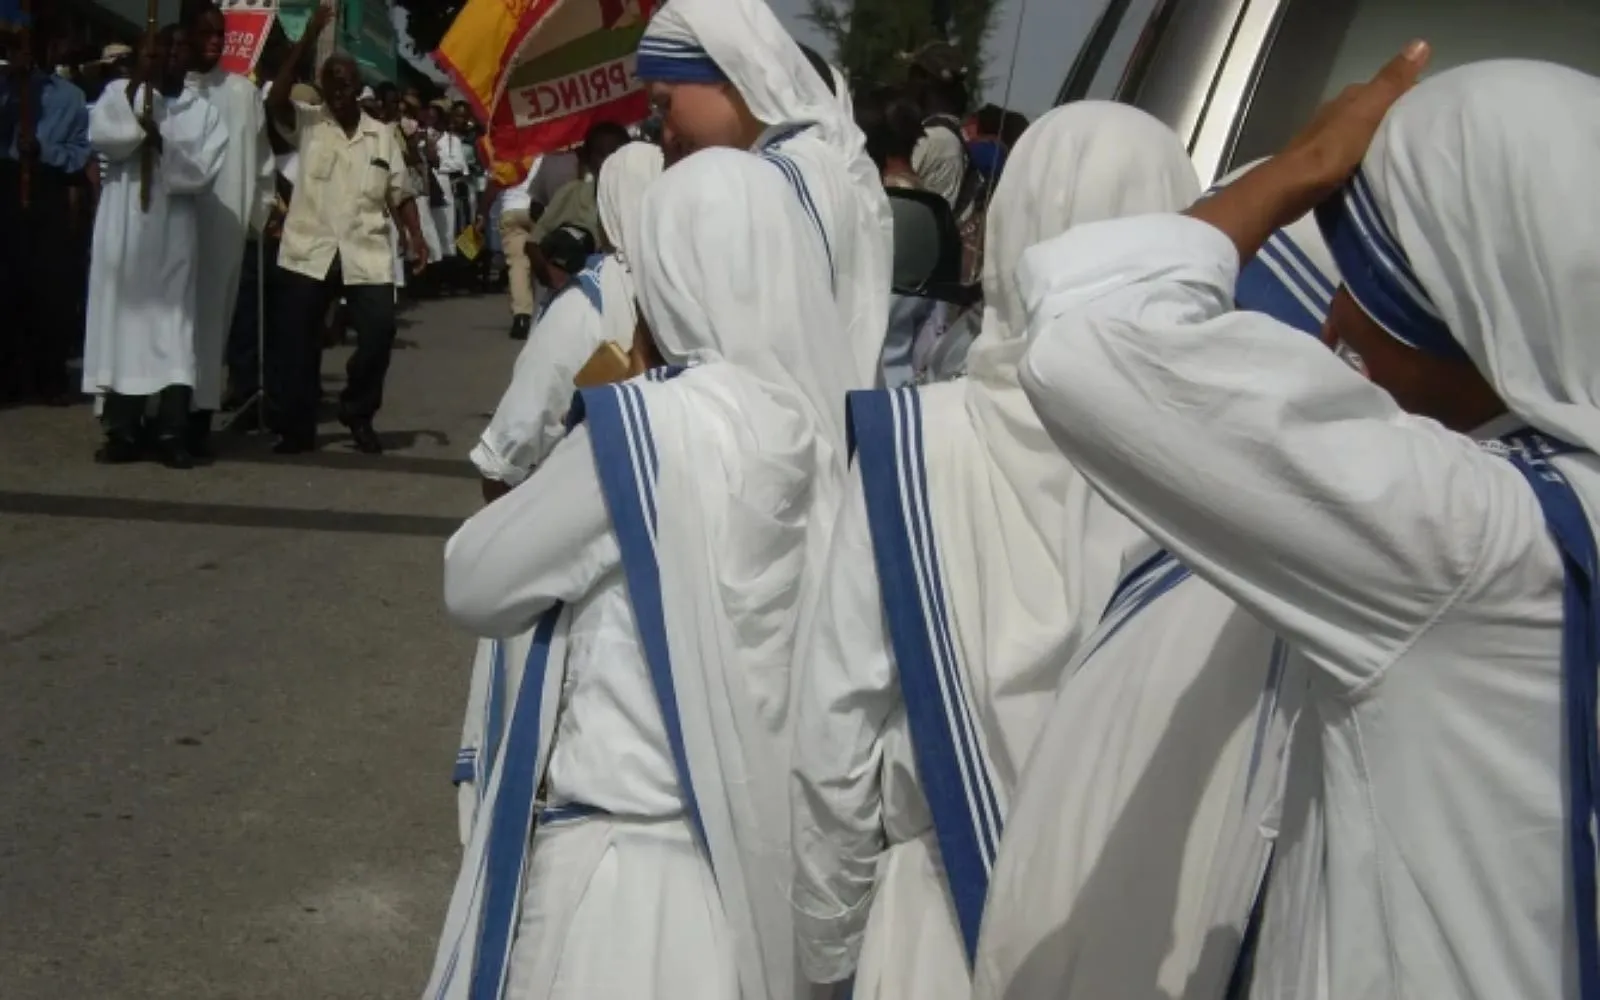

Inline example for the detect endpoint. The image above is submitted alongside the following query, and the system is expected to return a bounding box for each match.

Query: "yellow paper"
[456,227,483,260]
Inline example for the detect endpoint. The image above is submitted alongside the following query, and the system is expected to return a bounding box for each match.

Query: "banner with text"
[218,0,276,75]
[436,0,653,173]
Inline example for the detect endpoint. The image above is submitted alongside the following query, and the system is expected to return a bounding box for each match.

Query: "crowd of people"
[11,0,1600,996]
[429,0,1600,998]
[0,6,505,463]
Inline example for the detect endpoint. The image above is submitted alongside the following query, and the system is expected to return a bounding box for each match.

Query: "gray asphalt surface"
[0,292,519,999]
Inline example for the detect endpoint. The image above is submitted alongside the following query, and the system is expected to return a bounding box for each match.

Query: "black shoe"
[347,422,384,455]
[272,433,316,455]
[155,437,195,470]
[94,436,143,464]
[509,314,532,341]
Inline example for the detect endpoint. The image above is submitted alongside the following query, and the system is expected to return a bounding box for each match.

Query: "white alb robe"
[431,129,465,257]
[790,104,1199,998]
[1015,61,1600,1000]
[84,80,228,399]
[187,67,274,410]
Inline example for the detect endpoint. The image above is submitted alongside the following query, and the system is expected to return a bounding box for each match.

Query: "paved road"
[0,293,520,999]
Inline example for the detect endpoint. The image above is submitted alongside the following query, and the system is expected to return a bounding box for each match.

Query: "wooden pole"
[138,0,157,212]
[15,0,32,209]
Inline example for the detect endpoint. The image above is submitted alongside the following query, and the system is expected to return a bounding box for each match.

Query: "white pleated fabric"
[789,103,1200,996]
[639,0,893,387]
[83,81,229,400]
[627,145,863,1000]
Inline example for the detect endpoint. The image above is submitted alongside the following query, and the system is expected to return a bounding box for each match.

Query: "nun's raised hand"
[1187,40,1430,261]
[1281,39,1431,200]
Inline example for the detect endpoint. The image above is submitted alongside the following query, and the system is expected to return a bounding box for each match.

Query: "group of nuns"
[426,1,1600,997]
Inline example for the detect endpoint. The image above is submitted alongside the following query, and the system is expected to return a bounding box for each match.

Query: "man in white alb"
[185,0,275,455]
[84,24,228,469]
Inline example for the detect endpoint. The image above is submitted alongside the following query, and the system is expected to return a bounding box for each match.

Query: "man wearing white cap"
[185,0,274,456]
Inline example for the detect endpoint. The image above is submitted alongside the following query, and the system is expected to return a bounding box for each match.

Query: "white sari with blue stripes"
[792,104,1206,999]
[1007,63,1600,1000]
[456,142,667,844]
[456,254,634,846]
[971,210,1338,1000]
[426,359,823,1000]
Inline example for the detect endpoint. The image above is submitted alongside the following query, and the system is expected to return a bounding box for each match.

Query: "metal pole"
[16,0,32,209]
[255,233,266,432]
[139,0,157,212]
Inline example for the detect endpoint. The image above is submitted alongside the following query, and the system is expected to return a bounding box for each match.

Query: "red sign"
[219,8,275,75]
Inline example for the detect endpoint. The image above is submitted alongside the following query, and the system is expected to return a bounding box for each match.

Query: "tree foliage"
[392,0,462,55]
[805,0,998,99]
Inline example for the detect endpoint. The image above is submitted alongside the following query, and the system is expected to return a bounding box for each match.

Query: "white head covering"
[638,0,871,190]
[965,103,1199,559]
[637,0,893,386]
[596,140,664,267]
[568,141,662,352]
[637,146,859,449]
[969,102,1201,382]
[868,103,1201,848]
[1318,60,1600,453]
[629,147,857,1000]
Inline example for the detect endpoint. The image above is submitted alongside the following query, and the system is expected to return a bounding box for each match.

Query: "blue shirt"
[0,71,91,173]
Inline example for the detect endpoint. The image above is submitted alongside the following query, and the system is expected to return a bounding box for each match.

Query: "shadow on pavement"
[216,428,479,480]
[0,491,460,538]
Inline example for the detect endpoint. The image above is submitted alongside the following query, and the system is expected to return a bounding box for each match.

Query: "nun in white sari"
[423,146,859,1000]
[454,142,664,847]
[788,103,1200,999]
[1015,58,1600,1000]
[636,0,893,386]
[971,199,1339,1000]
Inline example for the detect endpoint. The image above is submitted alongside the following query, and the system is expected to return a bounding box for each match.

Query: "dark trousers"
[268,255,396,441]
[102,385,191,443]
[226,237,279,400]
[0,160,75,400]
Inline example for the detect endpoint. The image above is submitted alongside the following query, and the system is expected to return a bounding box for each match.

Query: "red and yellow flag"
[436,0,655,180]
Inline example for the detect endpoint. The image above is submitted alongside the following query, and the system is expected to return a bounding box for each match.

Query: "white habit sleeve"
[444,424,619,637]
[791,462,896,984]
[1017,213,1517,690]
[89,83,147,163]
[470,292,604,484]
[160,100,228,194]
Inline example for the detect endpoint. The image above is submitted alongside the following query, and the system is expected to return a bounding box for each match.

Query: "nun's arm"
[444,425,618,638]
[470,292,604,487]
[791,464,896,985]
[1017,212,1528,690]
